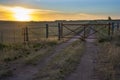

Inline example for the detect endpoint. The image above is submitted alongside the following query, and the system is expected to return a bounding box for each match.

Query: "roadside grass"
[0,44,31,63]
[113,35,120,47]
[24,41,58,65]
[95,26,112,43]
[24,46,54,65]
[0,41,58,62]
[0,41,58,78]
[97,33,120,80]
[98,36,112,43]
[34,40,85,80]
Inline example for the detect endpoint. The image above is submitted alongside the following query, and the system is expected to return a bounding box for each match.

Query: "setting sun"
[11,7,32,21]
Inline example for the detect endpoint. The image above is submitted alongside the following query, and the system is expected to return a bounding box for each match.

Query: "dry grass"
[24,46,54,65]
[0,41,58,78]
[97,34,120,80]
[0,44,30,62]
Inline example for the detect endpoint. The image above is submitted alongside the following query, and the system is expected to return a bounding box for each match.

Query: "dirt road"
[65,29,99,80]
[2,30,83,80]
[2,27,100,80]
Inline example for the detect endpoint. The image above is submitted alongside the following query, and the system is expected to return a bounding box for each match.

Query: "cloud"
[31,10,107,21]
[0,5,14,20]
[0,5,116,21]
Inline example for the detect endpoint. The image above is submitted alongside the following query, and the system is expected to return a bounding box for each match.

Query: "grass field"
[0,41,58,79]
[0,20,120,80]
[96,23,120,80]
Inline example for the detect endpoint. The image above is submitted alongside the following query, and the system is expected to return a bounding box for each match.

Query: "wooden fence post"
[46,24,49,39]
[58,23,61,40]
[61,23,63,38]
[23,27,29,43]
[25,27,29,42]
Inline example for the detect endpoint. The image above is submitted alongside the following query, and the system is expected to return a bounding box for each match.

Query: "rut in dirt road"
[65,29,100,80]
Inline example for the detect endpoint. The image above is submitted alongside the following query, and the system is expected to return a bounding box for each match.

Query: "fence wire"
[0,22,59,44]
[0,21,119,44]
[0,27,23,44]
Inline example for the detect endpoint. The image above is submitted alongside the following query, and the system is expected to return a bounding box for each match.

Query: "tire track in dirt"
[65,28,100,80]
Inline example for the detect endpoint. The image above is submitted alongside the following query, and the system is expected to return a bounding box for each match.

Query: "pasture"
[0,20,120,80]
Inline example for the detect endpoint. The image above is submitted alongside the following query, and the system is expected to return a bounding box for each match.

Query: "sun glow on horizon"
[11,7,32,21]
[0,5,111,21]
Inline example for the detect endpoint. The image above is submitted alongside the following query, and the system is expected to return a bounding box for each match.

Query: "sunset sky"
[0,0,119,21]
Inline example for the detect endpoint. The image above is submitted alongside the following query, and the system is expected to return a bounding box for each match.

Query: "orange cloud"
[31,10,107,21]
[0,5,115,21]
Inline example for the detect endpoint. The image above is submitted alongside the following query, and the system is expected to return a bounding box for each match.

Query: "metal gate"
[58,22,119,41]
[22,22,120,43]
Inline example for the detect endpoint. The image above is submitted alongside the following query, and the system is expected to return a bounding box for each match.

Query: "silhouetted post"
[108,23,111,36]
[58,23,61,40]
[61,23,63,38]
[23,27,29,43]
[25,27,29,42]
[46,24,49,39]
[111,22,114,35]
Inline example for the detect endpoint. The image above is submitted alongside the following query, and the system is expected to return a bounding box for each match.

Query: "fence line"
[0,22,120,44]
